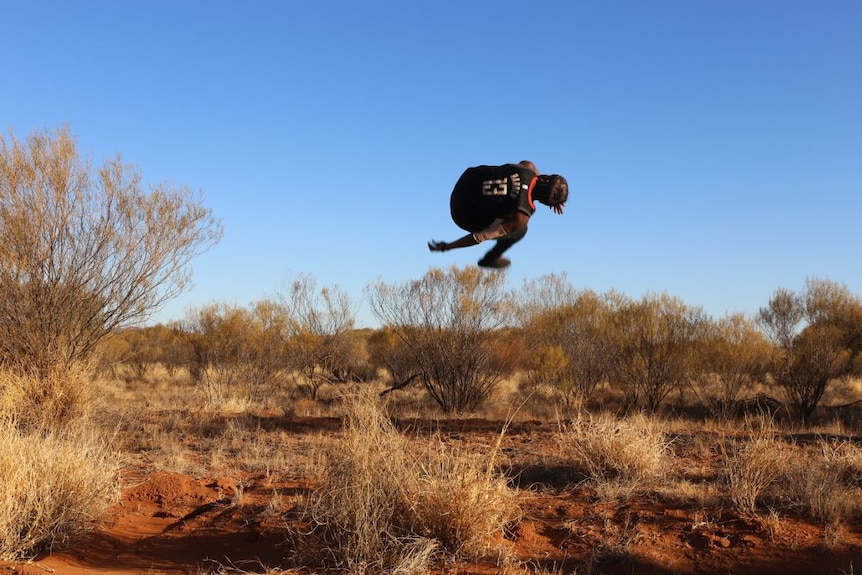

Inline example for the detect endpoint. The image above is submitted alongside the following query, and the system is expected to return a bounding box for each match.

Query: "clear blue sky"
[3,1,860,327]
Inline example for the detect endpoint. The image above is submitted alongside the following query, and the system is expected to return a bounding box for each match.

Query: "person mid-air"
[428,161,568,268]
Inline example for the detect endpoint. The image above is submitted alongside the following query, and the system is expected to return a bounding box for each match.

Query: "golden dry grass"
[721,419,788,514]
[556,411,672,497]
[0,362,99,431]
[777,439,862,525]
[305,392,518,574]
[0,416,120,560]
[7,362,862,573]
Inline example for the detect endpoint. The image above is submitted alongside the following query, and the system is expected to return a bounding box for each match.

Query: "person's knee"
[500,228,527,242]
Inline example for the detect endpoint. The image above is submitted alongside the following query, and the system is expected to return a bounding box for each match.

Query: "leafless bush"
[0,126,221,379]
[278,274,361,399]
[608,292,705,412]
[367,266,516,413]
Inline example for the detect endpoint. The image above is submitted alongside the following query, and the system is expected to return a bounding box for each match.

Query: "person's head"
[533,174,568,208]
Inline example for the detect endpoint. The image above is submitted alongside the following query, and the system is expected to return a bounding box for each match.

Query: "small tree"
[758,278,862,426]
[0,126,222,378]
[111,327,159,380]
[180,300,290,405]
[690,313,772,420]
[153,323,194,377]
[520,278,620,404]
[367,266,514,413]
[609,292,704,412]
[278,274,359,399]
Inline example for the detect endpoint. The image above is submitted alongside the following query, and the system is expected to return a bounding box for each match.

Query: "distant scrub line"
[110,271,862,425]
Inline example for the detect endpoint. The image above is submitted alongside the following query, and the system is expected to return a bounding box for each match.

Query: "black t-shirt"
[449,164,538,232]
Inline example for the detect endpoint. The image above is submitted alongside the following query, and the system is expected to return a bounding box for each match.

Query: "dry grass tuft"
[411,440,520,558]
[0,362,98,431]
[777,440,862,525]
[0,417,120,560]
[308,391,426,573]
[827,439,862,490]
[588,513,643,568]
[722,419,787,514]
[306,392,518,573]
[556,412,671,492]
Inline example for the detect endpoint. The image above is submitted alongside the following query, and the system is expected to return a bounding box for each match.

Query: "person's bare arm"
[428,211,528,252]
[428,233,478,252]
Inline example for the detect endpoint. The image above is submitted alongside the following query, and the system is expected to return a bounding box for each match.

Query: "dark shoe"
[478,256,511,269]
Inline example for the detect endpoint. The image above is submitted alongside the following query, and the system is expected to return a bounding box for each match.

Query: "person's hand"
[428,240,448,252]
[551,203,565,215]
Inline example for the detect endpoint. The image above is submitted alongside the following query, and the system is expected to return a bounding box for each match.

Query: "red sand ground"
[4,417,862,575]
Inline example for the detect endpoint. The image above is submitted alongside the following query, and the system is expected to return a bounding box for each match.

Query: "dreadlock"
[534,175,568,206]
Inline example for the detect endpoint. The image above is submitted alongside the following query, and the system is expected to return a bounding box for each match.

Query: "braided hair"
[534,175,568,207]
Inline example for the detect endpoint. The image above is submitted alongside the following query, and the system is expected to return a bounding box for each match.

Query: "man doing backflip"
[428,161,568,268]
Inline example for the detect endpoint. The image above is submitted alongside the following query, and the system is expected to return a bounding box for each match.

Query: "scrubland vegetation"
[3,126,862,572]
[4,265,862,572]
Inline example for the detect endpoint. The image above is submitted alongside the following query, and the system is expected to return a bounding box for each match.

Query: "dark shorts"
[449,177,492,233]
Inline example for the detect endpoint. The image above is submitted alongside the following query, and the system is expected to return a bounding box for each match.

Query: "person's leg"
[478,228,527,268]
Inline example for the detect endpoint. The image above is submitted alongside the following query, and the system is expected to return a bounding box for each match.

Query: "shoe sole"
[478,257,511,269]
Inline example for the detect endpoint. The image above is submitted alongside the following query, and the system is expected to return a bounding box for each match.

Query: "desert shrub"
[105,324,192,380]
[180,277,362,408]
[722,420,788,514]
[0,126,221,380]
[608,292,704,412]
[519,281,619,405]
[367,266,515,413]
[181,301,291,409]
[307,393,517,573]
[0,418,120,560]
[757,279,862,426]
[279,275,361,399]
[689,313,771,420]
[557,412,671,489]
